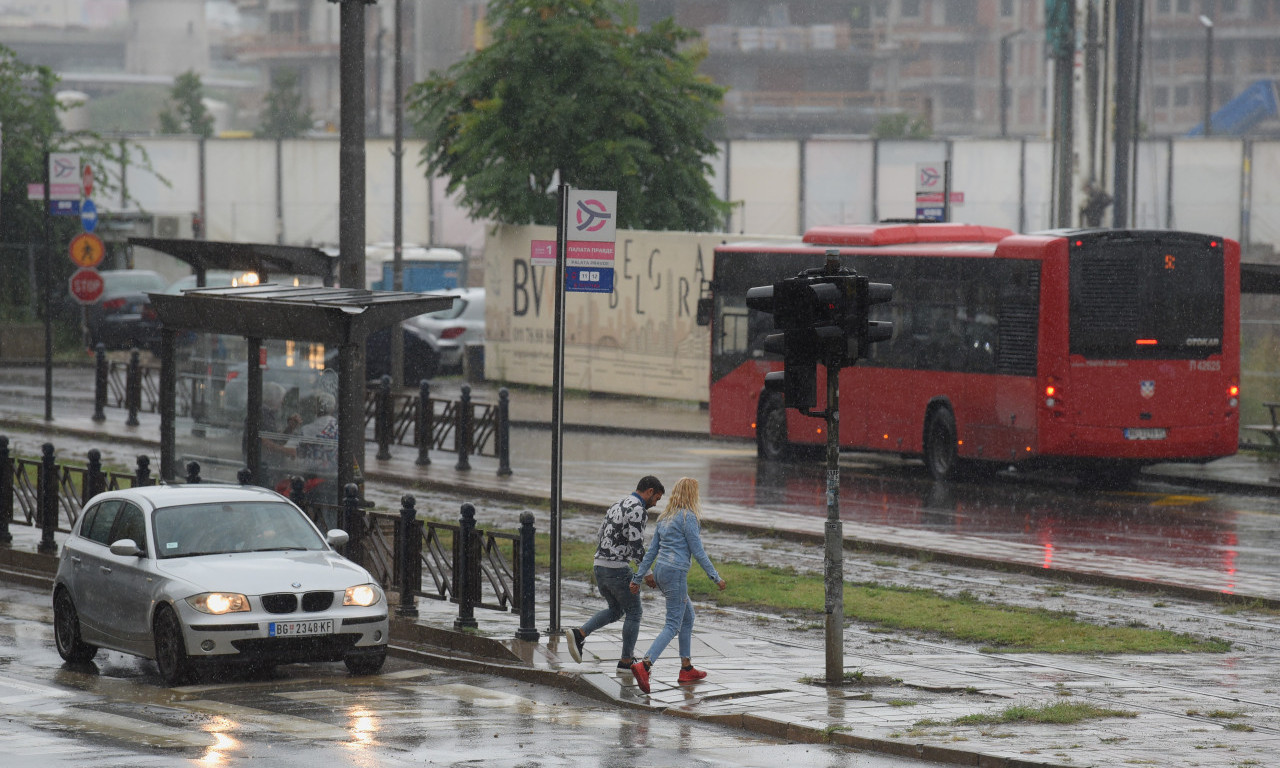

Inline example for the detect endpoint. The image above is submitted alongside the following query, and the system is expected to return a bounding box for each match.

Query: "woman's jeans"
[644,563,694,663]
[581,565,642,659]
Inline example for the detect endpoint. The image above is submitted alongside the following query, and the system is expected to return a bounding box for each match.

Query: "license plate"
[1124,428,1167,440]
[269,619,334,637]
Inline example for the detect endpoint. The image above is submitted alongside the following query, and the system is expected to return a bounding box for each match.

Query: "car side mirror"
[109,539,143,557]
[326,529,350,548]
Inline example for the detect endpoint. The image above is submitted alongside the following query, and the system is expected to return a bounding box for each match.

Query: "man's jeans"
[580,565,642,660]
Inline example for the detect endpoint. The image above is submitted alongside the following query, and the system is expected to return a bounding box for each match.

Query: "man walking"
[564,475,664,670]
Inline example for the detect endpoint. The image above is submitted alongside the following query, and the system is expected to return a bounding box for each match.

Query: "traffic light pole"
[822,367,844,684]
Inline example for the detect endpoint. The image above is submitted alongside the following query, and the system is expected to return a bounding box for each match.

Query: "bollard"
[37,443,57,554]
[342,483,363,563]
[92,343,107,422]
[84,449,106,506]
[497,388,512,477]
[237,467,252,485]
[125,349,141,427]
[186,461,202,484]
[455,385,472,471]
[454,502,479,630]
[376,374,393,461]
[397,494,421,619]
[134,455,152,487]
[515,511,540,641]
[0,436,12,546]
[415,380,432,466]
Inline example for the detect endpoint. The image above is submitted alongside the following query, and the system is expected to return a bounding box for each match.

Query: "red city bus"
[703,223,1240,482]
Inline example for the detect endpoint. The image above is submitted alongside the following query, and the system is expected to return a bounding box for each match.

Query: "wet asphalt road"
[0,581,947,768]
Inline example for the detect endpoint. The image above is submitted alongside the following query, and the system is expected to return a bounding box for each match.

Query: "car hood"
[155,550,373,595]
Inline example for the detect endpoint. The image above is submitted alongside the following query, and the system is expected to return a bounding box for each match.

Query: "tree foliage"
[158,70,215,137]
[258,69,312,139]
[873,113,932,139]
[407,0,729,231]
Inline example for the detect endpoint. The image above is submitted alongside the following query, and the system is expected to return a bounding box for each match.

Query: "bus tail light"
[1228,381,1239,408]
[1044,380,1059,409]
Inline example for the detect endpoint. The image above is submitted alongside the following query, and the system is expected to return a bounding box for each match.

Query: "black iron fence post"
[454,502,478,630]
[342,482,364,563]
[376,374,393,461]
[125,349,141,427]
[497,387,512,477]
[185,461,201,484]
[0,436,12,546]
[515,511,539,641]
[397,494,421,619]
[455,384,472,471]
[135,455,152,487]
[38,443,57,554]
[84,449,105,506]
[92,343,107,422]
[415,380,432,466]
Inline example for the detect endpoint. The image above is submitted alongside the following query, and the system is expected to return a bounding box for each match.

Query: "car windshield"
[153,501,327,558]
[102,272,167,294]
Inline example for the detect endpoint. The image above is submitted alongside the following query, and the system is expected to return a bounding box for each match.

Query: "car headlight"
[343,584,381,607]
[186,592,250,614]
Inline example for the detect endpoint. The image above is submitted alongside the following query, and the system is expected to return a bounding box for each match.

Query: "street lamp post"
[1200,14,1214,137]
[999,30,1023,138]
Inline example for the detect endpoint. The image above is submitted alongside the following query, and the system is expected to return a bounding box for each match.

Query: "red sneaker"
[678,666,707,683]
[631,661,651,693]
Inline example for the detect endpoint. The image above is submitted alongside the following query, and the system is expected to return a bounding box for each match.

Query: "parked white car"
[404,287,485,372]
[53,485,388,685]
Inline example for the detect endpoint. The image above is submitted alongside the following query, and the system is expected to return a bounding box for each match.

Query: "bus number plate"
[269,620,333,637]
[1124,428,1167,441]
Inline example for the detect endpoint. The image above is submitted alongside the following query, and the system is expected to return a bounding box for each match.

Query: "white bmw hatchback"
[53,485,389,685]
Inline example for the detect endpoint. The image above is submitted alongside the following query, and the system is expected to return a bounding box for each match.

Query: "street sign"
[50,200,80,216]
[82,163,93,198]
[69,232,105,268]
[530,239,556,266]
[48,152,81,200]
[565,190,617,293]
[80,198,98,233]
[68,267,104,305]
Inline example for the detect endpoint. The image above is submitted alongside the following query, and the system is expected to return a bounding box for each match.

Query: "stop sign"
[69,267,105,305]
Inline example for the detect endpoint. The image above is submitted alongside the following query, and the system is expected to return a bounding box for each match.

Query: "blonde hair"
[657,477,701,523]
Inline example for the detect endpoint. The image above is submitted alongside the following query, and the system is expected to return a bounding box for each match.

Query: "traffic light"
[852,275,894,359]
[747,281,821,410]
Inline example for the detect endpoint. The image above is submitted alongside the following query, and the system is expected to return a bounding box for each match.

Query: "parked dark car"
[83,269,170,351]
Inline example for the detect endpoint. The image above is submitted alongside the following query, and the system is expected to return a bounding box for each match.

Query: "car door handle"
[99,566,112,574]
[70,555,82,564]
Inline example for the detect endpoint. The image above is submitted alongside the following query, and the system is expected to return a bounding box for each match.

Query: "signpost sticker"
[915,162,942,193]
[69,232,105,268]
[69,267,105,305]
[566,190,617,242]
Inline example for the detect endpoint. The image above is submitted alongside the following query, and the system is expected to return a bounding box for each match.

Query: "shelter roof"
[128,238,336,282]
[149,284,454,345]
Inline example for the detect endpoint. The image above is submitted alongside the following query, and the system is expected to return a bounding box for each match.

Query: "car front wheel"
[53,589,98,663]
[153,605,195,686]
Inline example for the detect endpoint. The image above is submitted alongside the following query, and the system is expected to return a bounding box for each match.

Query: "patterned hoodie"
[592,492,648,569]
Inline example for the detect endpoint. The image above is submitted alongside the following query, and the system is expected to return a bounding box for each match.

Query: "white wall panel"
[875,140,946,221]
[803,139,874,228]
[1131,139,1172,229]
[1248,142,1280,253]
[950,139,1023,230]
[204,139,277,242]
[113,137,199,215]
[728,140,800,234]
[281,137,339,246]
[1171,140,1242,239]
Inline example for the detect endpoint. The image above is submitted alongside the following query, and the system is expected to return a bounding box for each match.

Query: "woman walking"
[628,477,727,693]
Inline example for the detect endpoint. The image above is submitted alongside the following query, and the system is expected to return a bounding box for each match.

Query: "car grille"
[261,591,335,614]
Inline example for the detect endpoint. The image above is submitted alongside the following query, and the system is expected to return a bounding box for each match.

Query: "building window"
[1155,0,1170,14]
[945,0,974,24]
[901,0,921,18]
[1174,86,1190,106]
[1176,0,1191,13]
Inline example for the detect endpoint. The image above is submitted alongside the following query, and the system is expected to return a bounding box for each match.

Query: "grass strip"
[950,701,1138,726]
[534,533,1231,655]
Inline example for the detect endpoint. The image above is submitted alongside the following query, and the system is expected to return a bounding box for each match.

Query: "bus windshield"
[1068,233,1224,360]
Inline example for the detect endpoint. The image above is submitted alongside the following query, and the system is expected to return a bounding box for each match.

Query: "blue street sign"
[566,266,614,293]
[80,199,98,232]
[915,206,945,222]
[50,199,80,216]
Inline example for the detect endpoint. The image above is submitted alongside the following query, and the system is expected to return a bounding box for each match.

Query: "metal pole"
[1201,15,1214,137]
[42,150,52,422]
[390,0,405,388]
[338,0,367,290]
[823,364,843,684]
[999,33,1011,137]
[549,183,569,633]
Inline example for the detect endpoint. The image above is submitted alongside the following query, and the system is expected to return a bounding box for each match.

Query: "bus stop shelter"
[129,237,337,286]
[149,285,453,497]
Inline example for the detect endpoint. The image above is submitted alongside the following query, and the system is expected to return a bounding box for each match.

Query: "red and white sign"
[915,191,965,204]
[68,268,105,305]
[530,239,556,266]
[82,163,93,198]
[48,152,81,200]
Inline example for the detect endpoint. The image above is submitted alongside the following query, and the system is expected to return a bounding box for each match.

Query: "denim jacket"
[631,509,720,584]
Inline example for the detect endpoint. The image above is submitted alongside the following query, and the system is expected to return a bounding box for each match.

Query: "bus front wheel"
[756,395,791,461]
[923,407,959,481]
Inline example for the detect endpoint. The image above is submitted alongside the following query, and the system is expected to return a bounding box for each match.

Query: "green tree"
[258,69,312,139]
[158,70,215,137]
[872,112,932,139]
[0,44,159,329]
[407,0,729,231]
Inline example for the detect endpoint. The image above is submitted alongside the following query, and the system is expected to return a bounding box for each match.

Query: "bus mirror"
[696,297,713,326]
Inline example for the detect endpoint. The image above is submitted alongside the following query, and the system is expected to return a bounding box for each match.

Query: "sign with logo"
[48,152,81,200]
[530,239,556,266]
[565,190,617,293]
[68,267,105,305]
[69,232,105,268]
